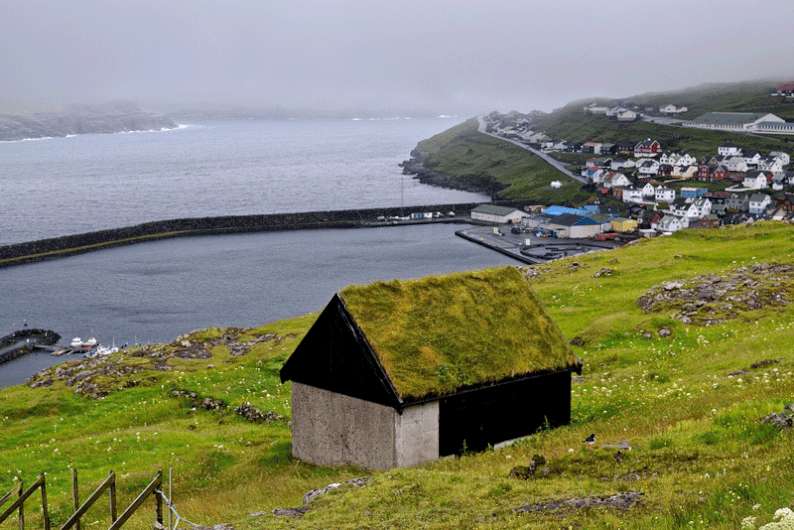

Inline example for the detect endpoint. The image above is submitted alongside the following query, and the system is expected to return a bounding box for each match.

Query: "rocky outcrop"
[400,147,503,195]
[515,491,643,513]
[637,262,794,326]
[0,101,177,141]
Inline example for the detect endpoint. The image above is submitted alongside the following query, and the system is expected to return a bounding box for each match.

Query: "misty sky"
[1,0,792,115]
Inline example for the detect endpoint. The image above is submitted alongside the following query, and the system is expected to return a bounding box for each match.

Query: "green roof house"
[470,204,526,224]
[280,266,581,470]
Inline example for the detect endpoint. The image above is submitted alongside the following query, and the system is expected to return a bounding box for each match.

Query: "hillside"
[401,79,794,205]
[400,118,585,203]
[2,221,794,529]
[0,101,177,141]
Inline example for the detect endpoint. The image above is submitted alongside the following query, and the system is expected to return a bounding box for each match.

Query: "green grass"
[3,222,794,529]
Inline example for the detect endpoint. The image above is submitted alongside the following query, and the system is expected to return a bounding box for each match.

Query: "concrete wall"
[291,382,440,470]
[395,401,439,467]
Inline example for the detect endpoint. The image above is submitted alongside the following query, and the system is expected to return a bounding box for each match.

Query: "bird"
[615,450,624,463]
[584,434,596,444]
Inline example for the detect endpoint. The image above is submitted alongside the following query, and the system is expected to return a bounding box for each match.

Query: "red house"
[634,139,661,157]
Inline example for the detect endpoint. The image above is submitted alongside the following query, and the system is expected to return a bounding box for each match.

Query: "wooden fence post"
[39,474,50,530]
[17,477,23,530]
[108,471,117,525]
[167,468,172,530]
[71,469,79,530]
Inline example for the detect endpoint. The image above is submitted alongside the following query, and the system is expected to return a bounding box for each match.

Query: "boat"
[84,337,97,347]
[70,337,83,348]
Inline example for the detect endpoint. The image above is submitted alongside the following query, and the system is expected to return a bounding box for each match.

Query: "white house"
[718,146,743,157]
[611,159,636,170]
[672,165,699,178]
[602,172,631,188]
[758,156,784,174]
[669,198,710,220]
[585,167,607,184]
[742,171,769,190]
[748,193,772,214]
[617,109,638,122]
[638,159,661,176]
[655,186,676,203]
[641,182,656,197]
[653,215,685,234]
[691,197,712,218]
[770,151,791,166]
[471,204,526,224]
[744,151,763,166]
[659,104,688,115]
[725,156,749,173]
[622,188,645,204]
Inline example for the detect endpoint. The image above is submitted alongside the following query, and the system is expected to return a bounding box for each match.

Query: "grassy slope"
[2,222,794,529]
[416,118,584,203]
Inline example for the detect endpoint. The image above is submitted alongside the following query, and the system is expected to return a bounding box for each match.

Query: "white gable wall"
[291,382,440,470]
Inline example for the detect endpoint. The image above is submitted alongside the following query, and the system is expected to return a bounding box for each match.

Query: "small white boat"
[70,337,83,348]
[84,337,97,347]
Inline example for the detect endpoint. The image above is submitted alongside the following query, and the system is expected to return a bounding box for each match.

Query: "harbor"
[455,225,621,264]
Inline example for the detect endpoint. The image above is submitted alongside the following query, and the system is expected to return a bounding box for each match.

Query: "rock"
[303,477,369,505]
[674,254,683,259]
[510,455,546,479]
[569,336,585,346]
[234,402,283,423]
[642,332,654,340]
[515,491,643,513]
[269,507,310,518]
[658,327,672,337]
[509,466,535,479]
[750,359,780,369]
[762,413,793,429]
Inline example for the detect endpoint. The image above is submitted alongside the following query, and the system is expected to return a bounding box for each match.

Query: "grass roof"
[339,266,578,401]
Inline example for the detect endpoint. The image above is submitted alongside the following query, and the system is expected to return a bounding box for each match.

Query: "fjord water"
[1,118,488,245]
[0,118,515,387]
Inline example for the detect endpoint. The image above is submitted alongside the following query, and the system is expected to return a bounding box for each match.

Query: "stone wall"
[291,382,441,470]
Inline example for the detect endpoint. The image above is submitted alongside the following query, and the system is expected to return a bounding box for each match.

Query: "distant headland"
[0,100,177,141]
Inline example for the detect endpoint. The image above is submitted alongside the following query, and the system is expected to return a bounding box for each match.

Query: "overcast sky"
[1,0,792,115]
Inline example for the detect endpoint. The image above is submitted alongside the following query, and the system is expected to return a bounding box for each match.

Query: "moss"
[339,266,578,401]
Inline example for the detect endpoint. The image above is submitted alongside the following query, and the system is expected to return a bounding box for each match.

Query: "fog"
[1,0,792,115]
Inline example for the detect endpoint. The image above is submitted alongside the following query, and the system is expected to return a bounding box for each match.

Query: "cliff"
[0,101,177,141]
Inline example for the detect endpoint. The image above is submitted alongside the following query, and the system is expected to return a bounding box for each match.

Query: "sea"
[0,117,520,387]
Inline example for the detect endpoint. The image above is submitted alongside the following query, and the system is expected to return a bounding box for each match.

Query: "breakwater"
[0,329,60,365]
[0,201,527,268]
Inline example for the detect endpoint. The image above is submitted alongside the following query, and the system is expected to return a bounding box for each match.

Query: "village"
[480,97,794,239]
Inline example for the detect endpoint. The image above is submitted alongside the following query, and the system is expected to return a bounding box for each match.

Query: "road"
[476,116,588,184]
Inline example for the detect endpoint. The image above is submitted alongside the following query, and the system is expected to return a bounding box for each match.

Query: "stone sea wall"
[0,202,525,268]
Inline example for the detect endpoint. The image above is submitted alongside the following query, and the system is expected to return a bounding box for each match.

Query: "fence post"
[167,468,172,530]
[39,474,50,530]
[108,471,117,525]
[17,478,23,530]
[155,475,163,530]
[71,469,80,530]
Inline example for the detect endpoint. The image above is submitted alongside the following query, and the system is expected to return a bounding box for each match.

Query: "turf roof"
[339,266,578,401]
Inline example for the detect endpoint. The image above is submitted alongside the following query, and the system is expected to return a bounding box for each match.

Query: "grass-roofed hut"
[280,266,581,470]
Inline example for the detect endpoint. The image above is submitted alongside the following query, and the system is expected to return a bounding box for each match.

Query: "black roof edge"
[399,363,582,408]
[334,294,406,413]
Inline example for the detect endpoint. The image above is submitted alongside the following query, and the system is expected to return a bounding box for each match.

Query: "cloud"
[1,0,792,114]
